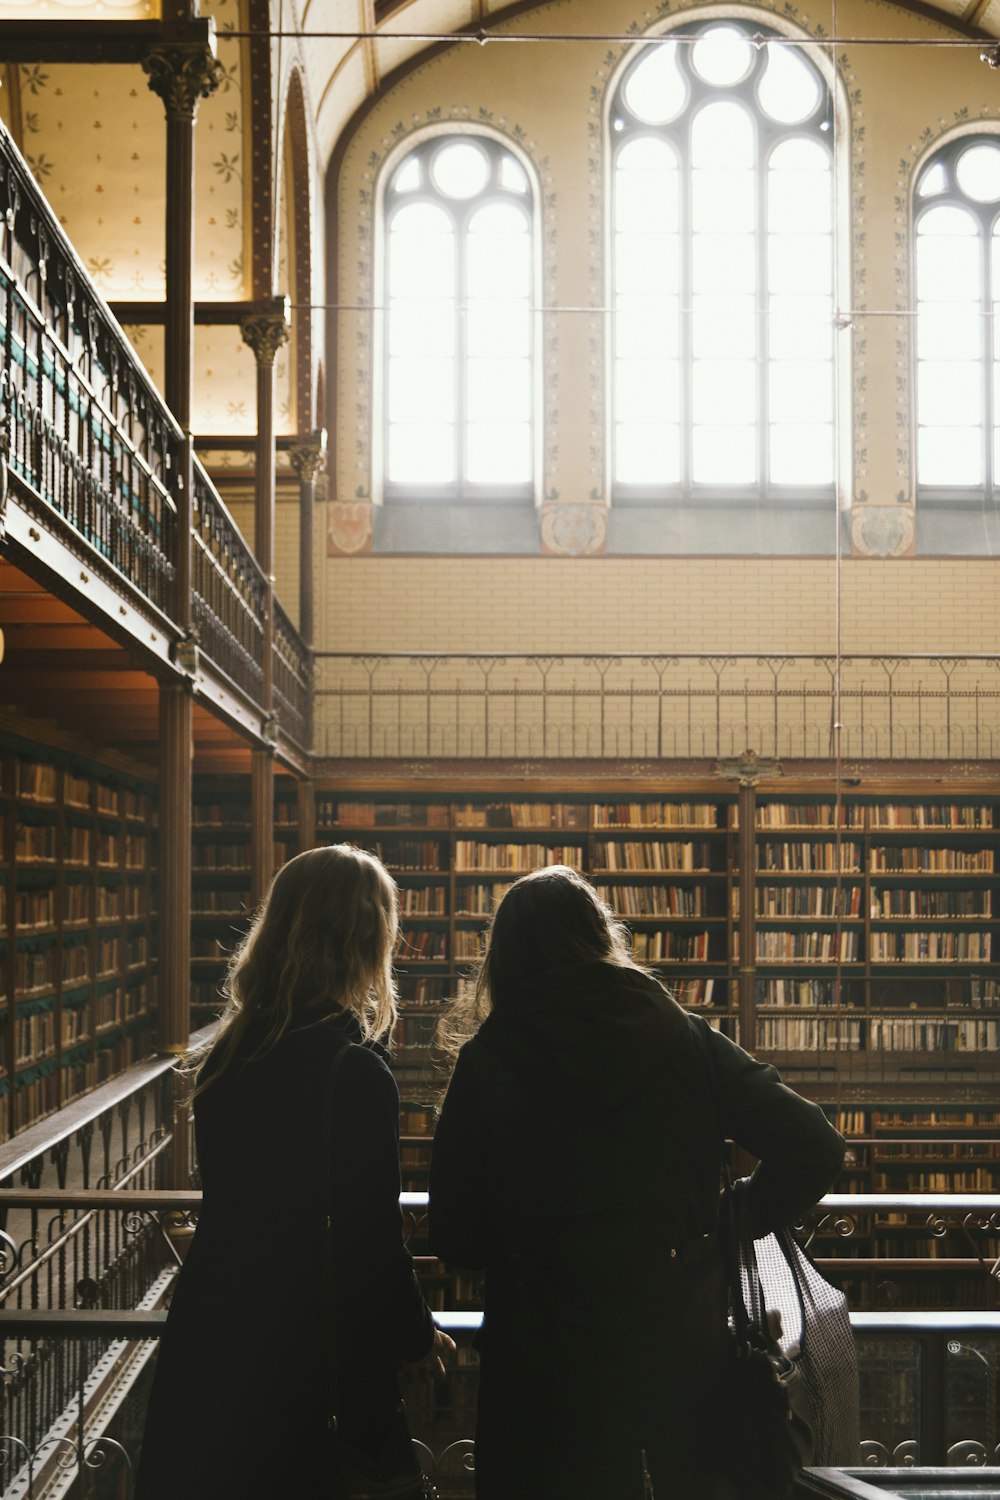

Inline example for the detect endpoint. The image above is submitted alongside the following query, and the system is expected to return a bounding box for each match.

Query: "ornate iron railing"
[313,652,1000,762]
[273,595,312,749]
[0,1304,995,1496]
[0,127,179,618]
[190,459,266,705]
[0,120,309,748]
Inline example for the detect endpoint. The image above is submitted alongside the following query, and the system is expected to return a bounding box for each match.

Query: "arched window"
[381,134,536,500]
[914,135,1000,494]
[610,21,836,498]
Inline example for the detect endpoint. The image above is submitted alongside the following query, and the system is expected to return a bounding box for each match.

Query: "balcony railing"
[273,595,312,749]
[313,652,1000,762]
[0,121,309,749]
[190,459,266,706]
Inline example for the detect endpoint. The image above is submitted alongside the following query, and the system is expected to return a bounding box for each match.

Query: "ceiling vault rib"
[363,0,381,95]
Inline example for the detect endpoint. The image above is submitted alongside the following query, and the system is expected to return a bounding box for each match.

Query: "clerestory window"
[914,134,1000,496]
[380,134,536,501]
[610,21,837,499]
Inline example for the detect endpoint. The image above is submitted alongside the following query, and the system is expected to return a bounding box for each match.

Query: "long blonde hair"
[189,844,399,1094]
[438,864,647,1063]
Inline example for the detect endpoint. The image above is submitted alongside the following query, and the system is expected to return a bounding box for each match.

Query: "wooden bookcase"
[189,773,301,1027]
[0,733,158,1139]
[310,775,1000,1311]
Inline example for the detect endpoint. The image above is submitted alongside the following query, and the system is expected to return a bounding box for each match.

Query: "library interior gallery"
[0,0,999,1494]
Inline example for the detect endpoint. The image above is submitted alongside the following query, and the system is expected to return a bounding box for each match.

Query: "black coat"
[428,962,845,1500]
[134,1013,433,1500]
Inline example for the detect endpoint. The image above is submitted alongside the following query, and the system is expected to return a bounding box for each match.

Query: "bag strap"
[320,1038,355,1431]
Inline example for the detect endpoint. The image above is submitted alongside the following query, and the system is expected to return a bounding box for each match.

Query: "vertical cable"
[829,0,848,1088]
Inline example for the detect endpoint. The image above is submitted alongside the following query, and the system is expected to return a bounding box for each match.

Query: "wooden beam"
[0,18,215,63]
[111,300,260,326]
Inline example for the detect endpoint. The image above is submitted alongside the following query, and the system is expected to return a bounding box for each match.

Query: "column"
[289,430,327,650]
[241,299,290,908]
[143,28,221,1186]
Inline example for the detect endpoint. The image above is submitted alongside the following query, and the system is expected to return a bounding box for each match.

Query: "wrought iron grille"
[313,653,1000,762]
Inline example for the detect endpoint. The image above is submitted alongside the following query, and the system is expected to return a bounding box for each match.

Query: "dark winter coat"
[134,1012,434,1500]
[428,961,845,1500]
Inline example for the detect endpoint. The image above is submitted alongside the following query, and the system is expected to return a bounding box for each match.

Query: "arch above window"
[379,133,538,502]
[609,20,837,501]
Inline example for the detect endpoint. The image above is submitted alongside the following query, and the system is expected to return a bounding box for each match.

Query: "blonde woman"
[429,865,843,1500]
[136,845,451,1500]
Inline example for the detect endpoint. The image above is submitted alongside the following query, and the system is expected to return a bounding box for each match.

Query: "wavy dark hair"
[188,844,399,1095]
[438,864,647,1063]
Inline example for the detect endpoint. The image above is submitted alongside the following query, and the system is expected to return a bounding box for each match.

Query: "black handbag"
[718,1172,815,1500]
[321,1041,435,1500]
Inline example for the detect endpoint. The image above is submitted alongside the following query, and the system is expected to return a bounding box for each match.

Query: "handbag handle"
[320,1038,355,1431]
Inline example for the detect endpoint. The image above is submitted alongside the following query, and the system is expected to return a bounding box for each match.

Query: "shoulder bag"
[695,1022,860,1496]
[321,1041,436,1500]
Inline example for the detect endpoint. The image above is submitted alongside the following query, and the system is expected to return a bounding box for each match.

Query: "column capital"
[142,26,224,121]
[241,297,291,367]
[289,430,328,483]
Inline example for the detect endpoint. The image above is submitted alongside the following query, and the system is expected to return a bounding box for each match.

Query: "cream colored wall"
[319,557,995,656]
[314,0,1000,718]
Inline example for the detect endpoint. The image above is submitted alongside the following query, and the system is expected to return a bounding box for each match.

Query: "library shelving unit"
[310,775,1000,1310]
[190,774,302,1026]
[0,733,159,1140]
[314,789,739,1097]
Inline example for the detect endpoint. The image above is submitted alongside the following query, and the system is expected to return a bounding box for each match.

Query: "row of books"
[632,931,712,961]
[759,1016,1000,1050]
[400,886,449,914]
[868,931,992,962]
[833,1107,1000,1134]
[755,930,860,962]
[759,842,862,871]
[399,931,448,961]
[756,885,862,917]
[870,847,994,872]
[869,1017,999,1049]
[453,842,585,872]
[752,803,994,829]
[317,801,451,829]
[870,889,992,917]
[454,802,589,829]
[596,883,708,915]
[592,840,712,872]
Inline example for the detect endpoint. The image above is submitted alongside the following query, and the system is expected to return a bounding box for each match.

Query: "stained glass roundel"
[690,26,753,86]
[955,141,1000,204]
[431,140,491,199]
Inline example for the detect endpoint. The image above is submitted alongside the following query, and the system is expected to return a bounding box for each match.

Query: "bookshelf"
[189,773,302,1026]
[314,789,740,1094]
[311,776,1000,1310]
[0,735,159,1139]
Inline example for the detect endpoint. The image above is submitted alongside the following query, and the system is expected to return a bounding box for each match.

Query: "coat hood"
[474,960,690,1117]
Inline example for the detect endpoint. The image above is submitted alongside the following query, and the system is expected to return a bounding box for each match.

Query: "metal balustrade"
[313,651,1000,762]
[0,1182,991,1495]
[190,460,266,705]
[273,595,312,749]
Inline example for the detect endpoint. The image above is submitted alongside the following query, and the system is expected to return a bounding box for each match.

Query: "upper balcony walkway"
[0,120,310,769]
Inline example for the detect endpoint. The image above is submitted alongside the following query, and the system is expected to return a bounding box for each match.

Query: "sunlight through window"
[611,21,836,497]
[383,136,535,498]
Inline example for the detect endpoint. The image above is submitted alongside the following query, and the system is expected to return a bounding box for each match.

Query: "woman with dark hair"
[429,865,844,1500]
[135,844,452,1500]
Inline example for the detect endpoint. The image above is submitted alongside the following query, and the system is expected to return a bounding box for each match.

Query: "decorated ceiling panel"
[3,0,247,301]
